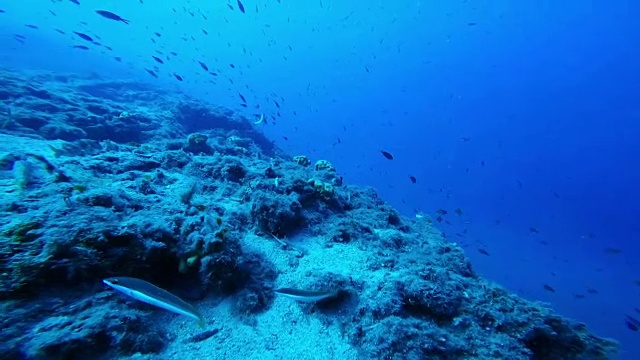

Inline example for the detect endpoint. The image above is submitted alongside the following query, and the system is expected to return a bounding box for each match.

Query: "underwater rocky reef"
[0,69,619,360]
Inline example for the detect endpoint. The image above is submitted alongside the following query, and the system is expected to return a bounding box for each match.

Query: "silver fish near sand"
[274,287,339,303]
[103,277,204,327]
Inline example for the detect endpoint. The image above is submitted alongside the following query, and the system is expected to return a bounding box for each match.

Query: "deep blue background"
[1,1,638,358]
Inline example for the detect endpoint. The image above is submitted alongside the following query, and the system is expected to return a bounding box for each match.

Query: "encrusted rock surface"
[0,69,619,360]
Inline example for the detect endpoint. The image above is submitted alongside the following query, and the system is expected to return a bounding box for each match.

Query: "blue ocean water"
[1,1,638,359]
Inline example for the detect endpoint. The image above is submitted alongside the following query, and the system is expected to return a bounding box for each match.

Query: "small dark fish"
[145,69,158,78]
[114,56,122,62]
[73,31,93,42]
[477,248,490,256]
[543,284,555,293]
[365,66,370,73]
[573,294,585,299]
[198,61,209,71]
[72,45,89,50]
[69,0,80,4]
[467,22,477,26]
[237,0,245,13]
[408,175,417,183]
[460,136,471,142]
[173,73,183,81]
[435,216,443,223]
[240,104,247,108]
[202,29,208,35]
[151,56,164,64]
[603,247,623,255]
[625,315,640,332]
[454,208,463,216]
[25,24,38,29]
[380,150,393,160]
[529,227,539,234]
[436,209,448,215]
[96,10,130,24]
[274,100,280,108]
[229,63,235,68]
[627,315,640,325]
[238,93,247,103]
[586,287,599,295]
[227,4,234,10]
[495,219,501,225]
[626,320,639,332]
[184,329,220,344]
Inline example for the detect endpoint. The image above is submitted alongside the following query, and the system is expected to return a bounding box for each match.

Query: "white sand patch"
[160,295,358,360]
[153,234,367,360]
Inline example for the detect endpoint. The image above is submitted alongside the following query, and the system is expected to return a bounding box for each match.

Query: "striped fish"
[274,287,339,303]
[103,277,204,327]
